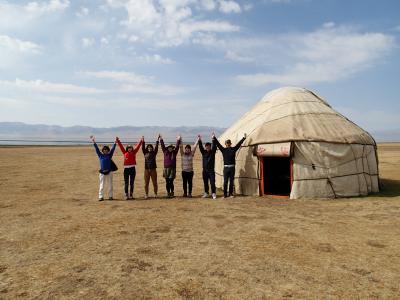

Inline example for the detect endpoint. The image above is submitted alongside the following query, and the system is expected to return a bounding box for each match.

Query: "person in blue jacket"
[91,135,117,201]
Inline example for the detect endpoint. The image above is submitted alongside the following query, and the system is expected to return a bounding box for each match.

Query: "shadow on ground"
[377,178,400,197]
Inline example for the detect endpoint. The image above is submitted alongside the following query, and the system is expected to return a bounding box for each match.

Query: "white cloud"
[25,0,70,14]
[322,21,335,29]
[76,6,89,17]
[225,50,253,62]
[100,37,109,45]
[243,3,253,11]
[81,70,184,95]
[139,54,175,64]
[219,0,241,14]
[199,0,216,10]
[0,35,41,54]
[229,25,396,86]
[0,35,42,70]
[0,78,102,94]
[106,0,239,47]
[0,1,69,31]
[81,70,151,85]
[81,37,95,48]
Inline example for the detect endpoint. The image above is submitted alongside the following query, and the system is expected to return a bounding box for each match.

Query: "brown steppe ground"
[1,143,400,299]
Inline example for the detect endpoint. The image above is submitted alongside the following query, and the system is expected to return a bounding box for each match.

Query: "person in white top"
[179,136,198,197]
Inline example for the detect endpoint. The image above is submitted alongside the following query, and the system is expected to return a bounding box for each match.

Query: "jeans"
[202,170,216,194]
[166,178,174,194]
[123,167,136,196]
[182,171,194,195]
[223,166,235,197]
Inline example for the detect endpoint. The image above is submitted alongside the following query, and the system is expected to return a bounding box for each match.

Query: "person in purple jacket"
[160,135,181,198]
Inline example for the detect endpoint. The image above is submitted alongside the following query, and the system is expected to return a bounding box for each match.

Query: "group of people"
[91,133,246,201]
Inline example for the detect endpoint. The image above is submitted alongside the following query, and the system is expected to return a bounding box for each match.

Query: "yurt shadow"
[376,178,400,197]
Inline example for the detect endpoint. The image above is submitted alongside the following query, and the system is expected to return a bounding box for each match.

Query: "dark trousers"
[124,167,136,196]
[166,178,174,194]
[182,171,194,195]
[202,170,216,194]
[223,166,235,197]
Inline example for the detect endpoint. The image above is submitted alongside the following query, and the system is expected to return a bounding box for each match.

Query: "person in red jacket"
[116,136,143,200]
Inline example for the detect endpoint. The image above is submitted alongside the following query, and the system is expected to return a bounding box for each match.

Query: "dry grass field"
[1,143,400,299]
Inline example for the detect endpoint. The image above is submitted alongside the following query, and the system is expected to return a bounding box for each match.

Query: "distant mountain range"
[0,122,226,143]
[0,122,398,144]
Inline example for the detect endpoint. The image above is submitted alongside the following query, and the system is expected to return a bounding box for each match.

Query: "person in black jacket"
[198,134,217,199]
[214,132,246,198]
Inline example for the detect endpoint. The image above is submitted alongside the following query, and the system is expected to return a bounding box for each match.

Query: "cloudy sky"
[0,0,399,131]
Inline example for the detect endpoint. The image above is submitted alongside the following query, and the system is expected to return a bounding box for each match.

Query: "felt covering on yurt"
[215,87,379,199]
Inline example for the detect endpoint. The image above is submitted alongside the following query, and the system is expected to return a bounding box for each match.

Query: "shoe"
[202,193,209,198]
[144,194,148,199]
[124,194,129,200]
[154,194,157,198]
[229,195,235,198]
[99,198,104,201]
[171,192,174,198]
[223,195,228,199]
[188,194,192,198]
[130,193,133,199]
[183,193,187,197]
[212,193,217,200]
[109,197,113,200]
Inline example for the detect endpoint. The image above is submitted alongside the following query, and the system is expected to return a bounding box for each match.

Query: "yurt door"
[256,143,292,197]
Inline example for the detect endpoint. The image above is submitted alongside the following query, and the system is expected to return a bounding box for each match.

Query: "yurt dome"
[215,87,379,199]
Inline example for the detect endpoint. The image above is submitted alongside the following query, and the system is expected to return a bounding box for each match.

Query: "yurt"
[215,87,379,199]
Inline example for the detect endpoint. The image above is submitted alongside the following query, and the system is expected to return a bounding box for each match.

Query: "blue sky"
[0,0,399,131]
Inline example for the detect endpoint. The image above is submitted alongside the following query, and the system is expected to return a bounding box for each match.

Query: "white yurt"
[215,87,379,199]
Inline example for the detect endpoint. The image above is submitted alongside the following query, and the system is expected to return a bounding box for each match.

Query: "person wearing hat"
[116,136,143,200]
[91,135,117,201]
[214,132,247,198]
[160,135,181,198]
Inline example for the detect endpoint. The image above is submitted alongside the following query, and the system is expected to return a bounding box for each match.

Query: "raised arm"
[142,138,146,154]
[154,140,159,155]
[174,136,181,155]
[133,137,143,154]
[109,141,117,157]
[160,136,166,153]
[179,139,184,156]
[198,137,205,155]
[91,136,102,157]
[116,137,126,154]
[233,134,246,151]
[93,143,101,157]
[211,136,218,154]
[192,138,199,156]
[214,136,224,152]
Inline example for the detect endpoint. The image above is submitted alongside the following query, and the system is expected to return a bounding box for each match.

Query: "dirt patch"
[367,240,387,248]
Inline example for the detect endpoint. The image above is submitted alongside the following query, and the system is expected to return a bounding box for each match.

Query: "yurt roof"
[219,87,376,146]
